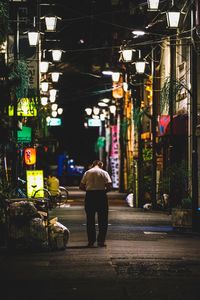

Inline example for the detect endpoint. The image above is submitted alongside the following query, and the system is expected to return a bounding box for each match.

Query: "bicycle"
[32,185,69,209]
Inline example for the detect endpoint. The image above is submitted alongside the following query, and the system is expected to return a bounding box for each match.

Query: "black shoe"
[97,243,107,247]
[87,243,95,248]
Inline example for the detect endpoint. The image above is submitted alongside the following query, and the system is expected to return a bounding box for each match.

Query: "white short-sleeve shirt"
[81,166,112,191]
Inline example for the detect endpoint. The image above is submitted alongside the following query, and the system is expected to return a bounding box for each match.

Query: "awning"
[158,114,188,136]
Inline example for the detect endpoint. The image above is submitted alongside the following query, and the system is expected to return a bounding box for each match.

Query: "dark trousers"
[85,190,108,244]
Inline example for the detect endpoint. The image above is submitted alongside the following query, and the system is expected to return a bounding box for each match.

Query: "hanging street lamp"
[41,81,49,92]
[41,15,62,32]
[40,61,49,73]
[166,0,181,29]
[57,108,63,115]
[50,49,65,62]
[133,50,148,74]
[112,72,121,82]
[147,0,160,11]
[85,108,92,115]
[27,16,40,47]
[51,72,62,82]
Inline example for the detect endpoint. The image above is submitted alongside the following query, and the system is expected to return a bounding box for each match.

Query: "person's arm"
[105,182,112,192]
[79,182,86,191]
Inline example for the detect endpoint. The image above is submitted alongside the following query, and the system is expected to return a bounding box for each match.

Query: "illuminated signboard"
[47,118,62,126]
[88,118,101,127]
[26,170,44,198]
[24,148,36,165]
[8,97,37,117]
[17,126,32,143]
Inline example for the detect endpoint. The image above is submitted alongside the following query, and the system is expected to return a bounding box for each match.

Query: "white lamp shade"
[41,81,49,92]
[57,108,63,115]
[49,95,56,103]
[100,113,105,121]
[51,103,58,111]
[135,61,146,74]
[51,110,57,117]
[112,72,120,82]
[28,31,40,46]
[46,116,51,123]
[49,89,57,98]
[123,82,128,92]
[85,108,92,115]
[52,50,62,62]
[166,11,181,28]
[147,0,159,11]
[40,61,49,73]
[102,98,110,103]
[41,97,48,105]
[45,16,57,32]
[122,49,133,62]
[51,72,60,82]
[109,105,116,114]
[93,107,100,115]
[92,114,99,119]
[98,101,108,107]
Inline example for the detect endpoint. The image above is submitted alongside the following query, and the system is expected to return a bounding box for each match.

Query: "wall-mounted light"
[57,108,63,115]
[41,15,62,32]
[40,61,49,73]
[147,0,159,11]
[85,108,92,115]
[51,103,58,111]
[51,110,57,117]
[49,89,57,98]
[121,49,135,62]
[41,96,48,106]
[41,81,49,92]
[98,101,108,107]
[28,30,40,47]
[49,49,65,62]
[109,105,117,114]
[51,72,62,82]
[133,50,148,74]
[93,107,100,115]
[102,98,110,103]
[166,0,181,29]
[112,72,121,82]
[27,16,40,47]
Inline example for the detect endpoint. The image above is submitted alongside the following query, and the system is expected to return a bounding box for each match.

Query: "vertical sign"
[110,125,119,188]
[26,170,44,198]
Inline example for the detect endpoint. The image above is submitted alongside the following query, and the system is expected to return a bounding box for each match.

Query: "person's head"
[92,160,103,168]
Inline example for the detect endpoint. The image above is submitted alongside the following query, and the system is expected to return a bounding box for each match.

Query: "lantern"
[166,0,181,28]
[24,148,36,165]
[147,0,159,11]
[112,72,120,82]
[28,31,40,47]
[44,15,61,32]
[40,61,49,73]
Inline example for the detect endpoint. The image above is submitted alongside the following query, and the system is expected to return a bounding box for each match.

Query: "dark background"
[41,0,159,166]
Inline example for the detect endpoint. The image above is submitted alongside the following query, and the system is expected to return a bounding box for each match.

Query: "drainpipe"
[191,3,199,231]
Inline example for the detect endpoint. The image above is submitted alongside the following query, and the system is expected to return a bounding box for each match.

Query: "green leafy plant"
[0,1,9,45]
[160,160,190,208]
[160,77,185,114]
[9,59,30,99]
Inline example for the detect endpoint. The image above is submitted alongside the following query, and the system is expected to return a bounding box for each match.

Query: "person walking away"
[79,160,112,248]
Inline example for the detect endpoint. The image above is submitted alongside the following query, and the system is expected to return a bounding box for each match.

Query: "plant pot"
[171,208,192,228]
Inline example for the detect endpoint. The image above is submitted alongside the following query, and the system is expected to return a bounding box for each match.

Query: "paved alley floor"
[1,202,200,300]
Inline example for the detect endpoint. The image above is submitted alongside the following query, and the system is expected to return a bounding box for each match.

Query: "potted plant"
[160,161,192,229]
[171,196,192,229]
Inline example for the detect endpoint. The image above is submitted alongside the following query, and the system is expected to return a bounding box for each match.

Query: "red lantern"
[24,148,36,165]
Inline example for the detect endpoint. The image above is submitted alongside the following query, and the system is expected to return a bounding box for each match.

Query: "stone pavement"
[1,192,200,300]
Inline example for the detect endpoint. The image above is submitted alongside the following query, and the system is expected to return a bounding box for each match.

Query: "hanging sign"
[24,147,36,165]
[8,98,38,117]
[26,170,44,198]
